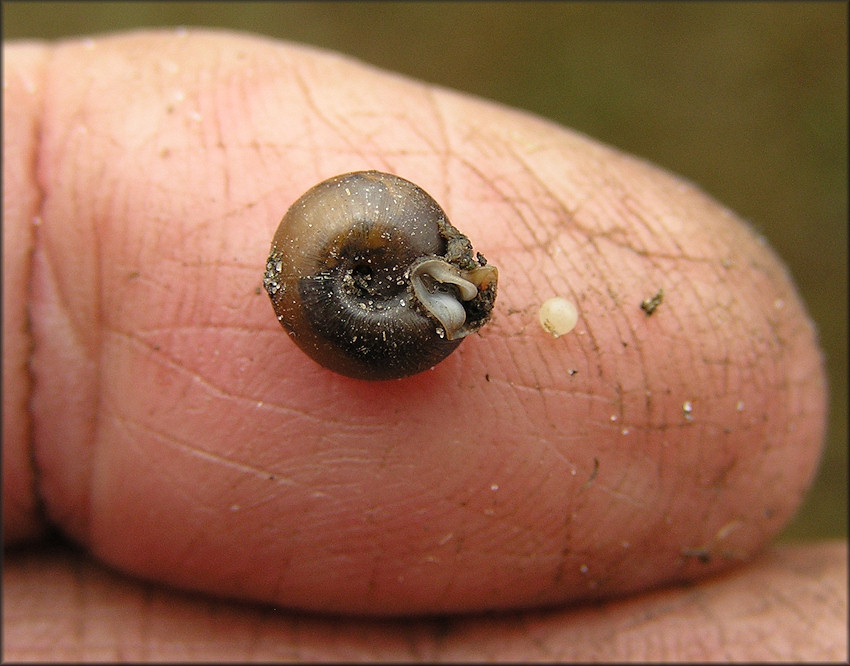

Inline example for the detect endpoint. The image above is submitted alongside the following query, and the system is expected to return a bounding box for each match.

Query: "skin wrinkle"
[502,178,563,257]
[290,63,372,169]
[112,422,239,526]
[283,65,322,179]
[3,49,47,534]
[208,50,239,211]
[325,65,448,179]
[422,87,453,180]
[22,61,49,510]
[32,188,100,540]
[113,413,300,488]
[345,107,444,171]
[1,44,49,541]
[111,328,334,426]
[503,152,581,254]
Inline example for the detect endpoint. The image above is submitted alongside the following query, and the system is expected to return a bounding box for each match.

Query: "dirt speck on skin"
[581,458,600,490]
[640,288,664,316]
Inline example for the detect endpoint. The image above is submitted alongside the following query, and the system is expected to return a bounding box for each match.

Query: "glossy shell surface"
[263,171,497,380]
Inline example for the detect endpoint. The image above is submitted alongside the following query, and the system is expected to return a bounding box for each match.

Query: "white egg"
[538,297,579,338]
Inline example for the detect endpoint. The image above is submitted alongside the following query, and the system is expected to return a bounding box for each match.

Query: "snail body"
[263,171,498,380]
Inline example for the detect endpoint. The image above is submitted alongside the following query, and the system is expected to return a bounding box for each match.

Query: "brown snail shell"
[263,171,498,380]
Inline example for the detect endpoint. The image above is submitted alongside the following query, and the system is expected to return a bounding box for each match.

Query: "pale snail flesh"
[263,171,498,380]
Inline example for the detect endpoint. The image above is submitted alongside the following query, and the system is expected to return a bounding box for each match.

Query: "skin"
[3,29,844,660]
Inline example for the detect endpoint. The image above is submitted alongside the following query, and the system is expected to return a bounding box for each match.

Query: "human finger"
[4,29,827,614]
[3,541,844,661]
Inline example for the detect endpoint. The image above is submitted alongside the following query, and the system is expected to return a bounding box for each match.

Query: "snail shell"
[263,171,498,380]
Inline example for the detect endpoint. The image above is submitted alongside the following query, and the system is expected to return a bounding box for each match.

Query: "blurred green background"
[4,2,846,540]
